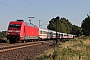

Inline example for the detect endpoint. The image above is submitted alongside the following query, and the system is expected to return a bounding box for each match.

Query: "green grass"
[35,36,90,60]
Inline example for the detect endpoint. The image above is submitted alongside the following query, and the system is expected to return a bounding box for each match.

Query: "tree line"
[47,16,82,37]
[47,14,90,37]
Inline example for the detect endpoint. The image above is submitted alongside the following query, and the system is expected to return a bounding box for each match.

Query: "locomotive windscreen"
[9,24,21,28]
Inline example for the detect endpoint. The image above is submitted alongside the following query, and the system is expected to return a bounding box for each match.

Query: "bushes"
[0,31,7,39]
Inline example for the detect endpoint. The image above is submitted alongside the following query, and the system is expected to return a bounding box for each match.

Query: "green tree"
[47,16,82,36]
[1,31,7,37]
[71,25,82,37]
[47,16,73,34]
[81,15,90,36]
[47,18,56,31]
[59,18,72,33]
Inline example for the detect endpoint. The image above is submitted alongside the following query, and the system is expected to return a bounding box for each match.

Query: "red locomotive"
[6,20,76,43]
[6,20,39,43]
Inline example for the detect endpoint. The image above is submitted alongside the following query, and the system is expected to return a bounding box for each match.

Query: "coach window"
[45,31,46,34]
[43,31,45,34]
[48,32,50,35]
[42,31,44,34]
[40,31,42,34]
[54,33,56,35]
[44,31,46,34]
[45,31,47,34]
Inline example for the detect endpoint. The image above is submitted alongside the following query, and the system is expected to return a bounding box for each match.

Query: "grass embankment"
[36,36,90,60]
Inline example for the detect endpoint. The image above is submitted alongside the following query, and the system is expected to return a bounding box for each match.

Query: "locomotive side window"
[9,24,21,28]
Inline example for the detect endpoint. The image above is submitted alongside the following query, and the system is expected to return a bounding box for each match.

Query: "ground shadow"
[0,39,7,43]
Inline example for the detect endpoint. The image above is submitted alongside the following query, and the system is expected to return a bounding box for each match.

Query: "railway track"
[0,40,53,53]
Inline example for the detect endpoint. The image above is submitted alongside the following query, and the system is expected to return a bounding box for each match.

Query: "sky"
[0,0,90,31]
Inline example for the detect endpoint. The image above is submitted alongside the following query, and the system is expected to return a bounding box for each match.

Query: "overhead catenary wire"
[6,0,23,10]
[6,0,35,19]
[25,0,50,26]
[32,0,51,25]
[0,1,41,27]
[33,0,51,16]
[0,1,50,27]
[6,0,32,15]
[6,1,39,21]
[0,1,29,16]
[25,0,49,18]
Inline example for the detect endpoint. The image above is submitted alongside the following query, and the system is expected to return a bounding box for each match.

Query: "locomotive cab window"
[9,24,21,28]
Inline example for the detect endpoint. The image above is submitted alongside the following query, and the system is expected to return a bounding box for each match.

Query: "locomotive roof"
[16,20,38,28]
[9,20,38,28]
[25,22,37,28]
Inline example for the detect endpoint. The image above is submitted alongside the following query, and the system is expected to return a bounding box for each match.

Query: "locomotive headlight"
[8,30,13,32]
[20,36,22,38]
[7,33,10,34]
[16,30,20,32]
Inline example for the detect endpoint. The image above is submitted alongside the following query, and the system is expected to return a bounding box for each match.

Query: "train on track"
[6,20,76,43]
